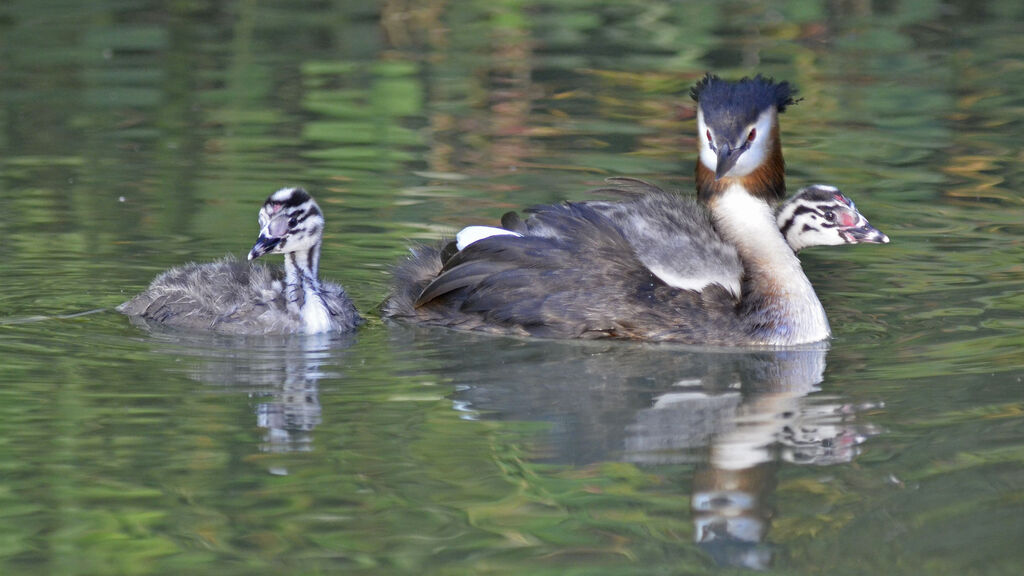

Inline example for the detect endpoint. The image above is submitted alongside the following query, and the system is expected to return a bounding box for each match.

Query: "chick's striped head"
[248,187,325,261]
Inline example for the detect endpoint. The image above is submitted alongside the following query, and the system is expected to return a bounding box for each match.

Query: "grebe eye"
[747,128,757,142]
[706,129,712,142]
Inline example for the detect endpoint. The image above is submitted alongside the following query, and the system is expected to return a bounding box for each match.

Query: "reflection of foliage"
[301,60,424,176]
[0,0,1022,574]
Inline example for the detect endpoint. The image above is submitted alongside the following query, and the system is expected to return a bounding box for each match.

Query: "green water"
[1,1,1022,574]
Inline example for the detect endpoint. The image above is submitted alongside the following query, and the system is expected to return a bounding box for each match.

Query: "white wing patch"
[456,226,523,250]
[647,264,741,297]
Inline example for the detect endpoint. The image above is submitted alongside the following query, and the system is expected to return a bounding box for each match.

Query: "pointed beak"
[248,234,281,261]
[715,145,741,180]
[840,219,890,245]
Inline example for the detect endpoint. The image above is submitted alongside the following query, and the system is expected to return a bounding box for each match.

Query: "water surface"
[1,1,1021,574]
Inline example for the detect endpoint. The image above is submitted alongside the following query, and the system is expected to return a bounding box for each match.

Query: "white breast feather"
[302,288,332,334]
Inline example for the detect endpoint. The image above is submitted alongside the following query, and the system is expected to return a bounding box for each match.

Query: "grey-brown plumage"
[381,181,886,344]
[382,75,888,346]
[119,187,362,335]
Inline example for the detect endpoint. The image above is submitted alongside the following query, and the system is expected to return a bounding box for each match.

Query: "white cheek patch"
[728,110,775,177]
[696,109,717,172]
[456,226,523,250]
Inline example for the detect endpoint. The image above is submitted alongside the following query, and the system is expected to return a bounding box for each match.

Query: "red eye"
[706,129,712,142]
[747,128,757,142]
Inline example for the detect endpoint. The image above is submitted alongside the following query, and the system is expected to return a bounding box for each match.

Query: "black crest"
[690,73,799,114]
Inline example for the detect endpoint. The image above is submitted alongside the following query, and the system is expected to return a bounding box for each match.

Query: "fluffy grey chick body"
[119,187,362,335]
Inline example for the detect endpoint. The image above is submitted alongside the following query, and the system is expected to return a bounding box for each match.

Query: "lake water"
[1,1,1021,574]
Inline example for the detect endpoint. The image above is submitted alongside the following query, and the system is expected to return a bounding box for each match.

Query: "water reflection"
[129,324,356,461]
[392,326,881,569]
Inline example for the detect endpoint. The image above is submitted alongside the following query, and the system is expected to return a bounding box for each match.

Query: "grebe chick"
[776,184,889,251]
[119,187,362,335]
[382,75,888,346]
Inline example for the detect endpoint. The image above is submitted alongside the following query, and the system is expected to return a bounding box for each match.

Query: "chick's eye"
[288,217,298,228]
[823,211,836,222]
[747,128,757,142]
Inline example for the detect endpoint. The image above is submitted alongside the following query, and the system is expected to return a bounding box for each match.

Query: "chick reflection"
[134,327,355,459]
[391,327,880,569]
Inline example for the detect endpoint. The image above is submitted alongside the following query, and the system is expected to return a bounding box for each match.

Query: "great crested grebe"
[382,75,887,346]
[119,187,362,335]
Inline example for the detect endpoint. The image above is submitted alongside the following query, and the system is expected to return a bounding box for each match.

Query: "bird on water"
[119,187,362,335]
[382,74,888,346]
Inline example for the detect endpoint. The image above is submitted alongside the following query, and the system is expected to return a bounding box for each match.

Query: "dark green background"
[1,1,1021,574]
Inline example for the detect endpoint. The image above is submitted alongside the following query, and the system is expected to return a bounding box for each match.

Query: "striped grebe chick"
[119,187,362,335]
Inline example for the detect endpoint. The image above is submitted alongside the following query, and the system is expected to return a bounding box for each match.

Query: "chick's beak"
[840,218,890,245]
[248,234,281,261]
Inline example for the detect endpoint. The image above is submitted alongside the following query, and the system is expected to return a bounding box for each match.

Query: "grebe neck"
[710,184,830,345]
[283,244,331,334]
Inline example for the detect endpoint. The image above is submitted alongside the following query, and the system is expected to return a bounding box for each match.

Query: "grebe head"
[692,74,797,181]
[248,187,325,261]
[777,185,890,252]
